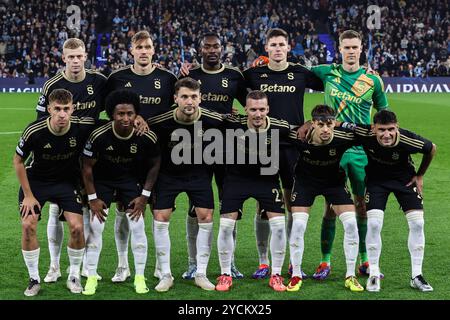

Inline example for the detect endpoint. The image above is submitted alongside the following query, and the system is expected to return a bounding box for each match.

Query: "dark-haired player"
[343,110,436,292]
[81,90,160,295]
[148,77,222,292]
[244,28,324,279]
[287,105,364,293]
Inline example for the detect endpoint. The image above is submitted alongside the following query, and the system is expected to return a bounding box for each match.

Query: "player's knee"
[69,223,84,241]
[22,221,37,240]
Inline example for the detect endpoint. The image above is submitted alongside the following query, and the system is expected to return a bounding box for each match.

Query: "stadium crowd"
[0,0,449,79]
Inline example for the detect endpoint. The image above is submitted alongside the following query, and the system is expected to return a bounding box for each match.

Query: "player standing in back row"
[179,32,247,280]
[106,30,177,283]
[36,38,108,283]
[306,30,389,280]
[243,28,324,278]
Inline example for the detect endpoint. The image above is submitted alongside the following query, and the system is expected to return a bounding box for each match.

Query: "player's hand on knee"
[90,199,108,223]
[406,175,423,195]
[128,196,147,221]
[20,196,41,218]
[134,115,149,135]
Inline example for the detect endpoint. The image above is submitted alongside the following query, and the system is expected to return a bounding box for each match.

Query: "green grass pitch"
[0,92,449,300]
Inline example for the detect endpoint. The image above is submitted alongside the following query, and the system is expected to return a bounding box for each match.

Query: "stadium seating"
[0,0,448,78]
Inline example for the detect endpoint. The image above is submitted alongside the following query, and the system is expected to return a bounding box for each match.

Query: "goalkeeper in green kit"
[305,30,389,280]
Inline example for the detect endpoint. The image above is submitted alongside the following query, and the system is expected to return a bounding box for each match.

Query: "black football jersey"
[36,70,107,119]
[292,127,358,185]
[82,122,160,182]
[223,114,290,177]
[353,125,434,181]
[106,65,178,120]
[243,62,324,127]
[148,108,223,175]
[16,116,97,182]
[181,64,247,114]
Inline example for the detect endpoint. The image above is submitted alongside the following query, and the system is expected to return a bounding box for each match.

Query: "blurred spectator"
[0,0,448,77]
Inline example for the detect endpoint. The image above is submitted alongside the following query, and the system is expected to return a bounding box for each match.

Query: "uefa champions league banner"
[0,77,449,94]
[382,77,450,93]
[0,78,46,93]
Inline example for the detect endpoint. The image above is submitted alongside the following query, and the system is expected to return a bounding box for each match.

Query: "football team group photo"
[0,0,449,301]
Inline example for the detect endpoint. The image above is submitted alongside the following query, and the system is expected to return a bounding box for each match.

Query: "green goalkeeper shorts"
[340,151,368,197]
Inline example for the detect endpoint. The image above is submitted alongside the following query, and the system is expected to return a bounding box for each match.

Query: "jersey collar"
[247,116,271,133]
[268,61,289,72]
[201,63,225,74]
[308,129,334,145]
[47,117,71,136]
[173,107,202,125]
[131,64,156,76]
[112,122,135,140]
[62,69,86,83]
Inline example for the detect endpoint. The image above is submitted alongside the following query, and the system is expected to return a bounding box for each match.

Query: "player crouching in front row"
[81,90,161,295]
[14,89,97,296]
[216,91,290,292]
[288,105,364,292]
[343,110,436,292]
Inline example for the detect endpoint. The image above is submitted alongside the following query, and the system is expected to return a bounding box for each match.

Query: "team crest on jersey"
[19,138,25,148]
[130,143,138,153]
[351,75,374,97]
[329,148,336,156]
[69,137,77,147]
[87,85,94,95]
[154,79,161,89]
[85,141,92,150]
[287,72,294,80]
[222,78,228,88]
[392,152,399,160]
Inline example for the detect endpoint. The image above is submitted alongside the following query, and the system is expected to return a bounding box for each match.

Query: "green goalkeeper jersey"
[311,63,389,153]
